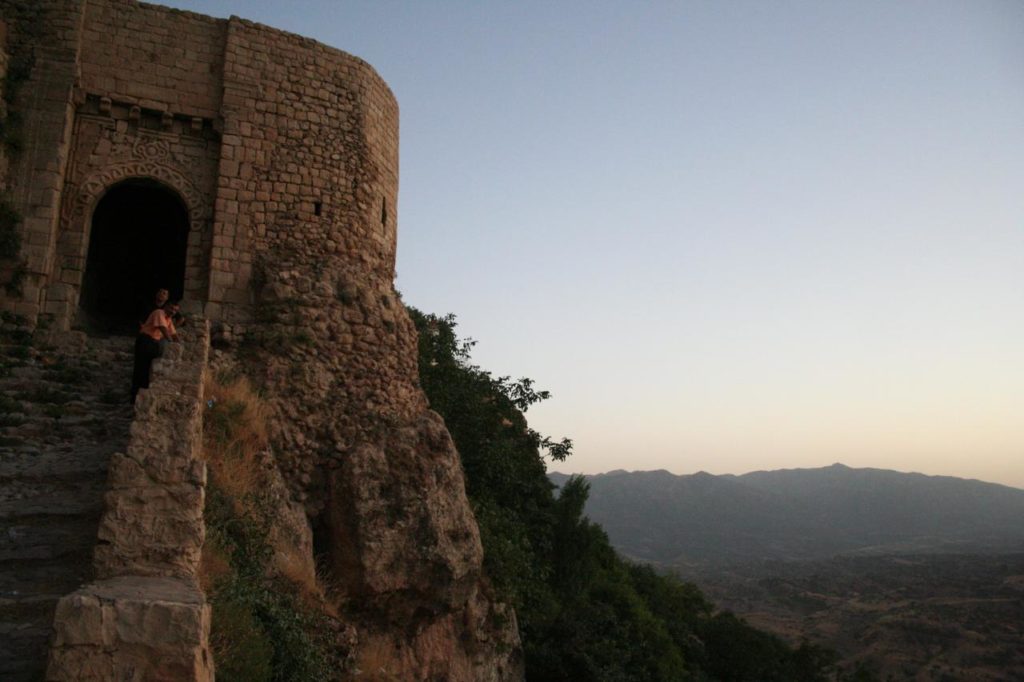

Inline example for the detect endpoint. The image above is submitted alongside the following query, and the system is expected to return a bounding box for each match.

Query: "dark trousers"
[131,334,162,403]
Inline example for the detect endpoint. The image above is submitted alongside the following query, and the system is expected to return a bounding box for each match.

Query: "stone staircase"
[0,329,134,682]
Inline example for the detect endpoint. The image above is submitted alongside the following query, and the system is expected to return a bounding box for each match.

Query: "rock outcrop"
[326,411,483,619]
[212,256,524,679]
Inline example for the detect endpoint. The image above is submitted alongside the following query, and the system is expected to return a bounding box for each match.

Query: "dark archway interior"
[80,180,189,333]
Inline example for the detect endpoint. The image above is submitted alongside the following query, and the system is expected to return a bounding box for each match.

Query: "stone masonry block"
[47,576,213,682]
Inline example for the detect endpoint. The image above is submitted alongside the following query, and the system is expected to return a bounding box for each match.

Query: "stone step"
[0,521,99,564]
[0,485,107,518]
[0,603,59,681]
[0,626,52,682]
[0,333,140,680]
[0,549,94,594]
[1,562,92,596]
[0,425,129,445]
[0,450,110,480]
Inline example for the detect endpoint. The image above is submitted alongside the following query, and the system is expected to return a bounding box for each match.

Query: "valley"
[690,553,1024,681]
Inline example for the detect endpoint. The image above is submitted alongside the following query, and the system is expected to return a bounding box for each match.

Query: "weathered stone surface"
[92,475,205,579]
[46,576,213,682]
[327,410,483,617]
[223,256,525,678]
[261,446,320,590]
[93,324,209,582]
[357,582,525,681]
[46,323,212,681]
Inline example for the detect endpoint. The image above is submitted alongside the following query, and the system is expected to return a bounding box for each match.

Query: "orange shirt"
[140,308,176,341]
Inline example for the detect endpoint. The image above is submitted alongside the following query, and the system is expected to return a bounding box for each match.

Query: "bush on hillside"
[410,307,838,681]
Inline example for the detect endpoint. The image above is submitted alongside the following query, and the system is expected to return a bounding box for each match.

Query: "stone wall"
[46,322,213,681]
[46,1,225,323]
[78,1,224,120]
[47,96,221,322]
[207,15,399,321]
[0,0,83,318]
[0,0,399,328]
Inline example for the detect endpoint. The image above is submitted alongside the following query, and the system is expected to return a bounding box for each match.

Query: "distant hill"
[549,464,1024,566]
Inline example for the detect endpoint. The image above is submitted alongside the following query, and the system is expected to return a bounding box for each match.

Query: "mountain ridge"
[548,464,1024,565]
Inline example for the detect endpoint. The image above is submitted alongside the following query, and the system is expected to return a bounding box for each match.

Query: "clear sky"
[162,1,1024,489]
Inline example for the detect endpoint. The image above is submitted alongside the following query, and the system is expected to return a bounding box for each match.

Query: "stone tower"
[0,0,398,329]
[0,1,523,679]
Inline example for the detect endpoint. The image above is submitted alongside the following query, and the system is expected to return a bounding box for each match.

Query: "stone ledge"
[46,576,213,682]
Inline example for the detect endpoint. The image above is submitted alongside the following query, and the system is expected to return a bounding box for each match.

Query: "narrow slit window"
[381,198,388,227]
[314,201,322,217]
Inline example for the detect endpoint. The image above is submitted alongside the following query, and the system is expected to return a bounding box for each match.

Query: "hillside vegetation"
[410,308,838,682]
[548,467,1024,566]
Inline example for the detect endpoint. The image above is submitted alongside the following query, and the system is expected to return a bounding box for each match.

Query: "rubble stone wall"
[207,15,399,320]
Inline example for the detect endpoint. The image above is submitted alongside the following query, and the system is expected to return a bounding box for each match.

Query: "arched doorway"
[80,179,190,332]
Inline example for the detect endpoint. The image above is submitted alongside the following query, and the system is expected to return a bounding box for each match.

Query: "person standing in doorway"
[130,299,178,404]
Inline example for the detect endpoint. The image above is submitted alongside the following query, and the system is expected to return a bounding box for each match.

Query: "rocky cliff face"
[213,255,523,680]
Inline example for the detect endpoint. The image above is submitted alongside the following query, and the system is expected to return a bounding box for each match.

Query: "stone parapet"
[46,320,213,681]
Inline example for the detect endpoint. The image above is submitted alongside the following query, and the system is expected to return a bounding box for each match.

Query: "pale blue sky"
[163,1,1024,488]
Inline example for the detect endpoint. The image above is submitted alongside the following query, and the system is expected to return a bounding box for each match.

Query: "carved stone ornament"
[62,160,210,237]
[131,136,172,162]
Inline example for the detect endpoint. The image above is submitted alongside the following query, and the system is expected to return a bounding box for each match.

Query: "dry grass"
[201,372,268,503]
[317,563,346,618]
[274,544,315,591]
[199,371,270,587]
[201,372,335,607]
[354,636,404,681]
[199,372,342,678]
[274,544,341,615]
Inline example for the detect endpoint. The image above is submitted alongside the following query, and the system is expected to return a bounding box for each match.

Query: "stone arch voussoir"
[69,161,209,236]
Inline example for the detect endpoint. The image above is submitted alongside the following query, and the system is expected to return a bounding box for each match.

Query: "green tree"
[409,307,836,681]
